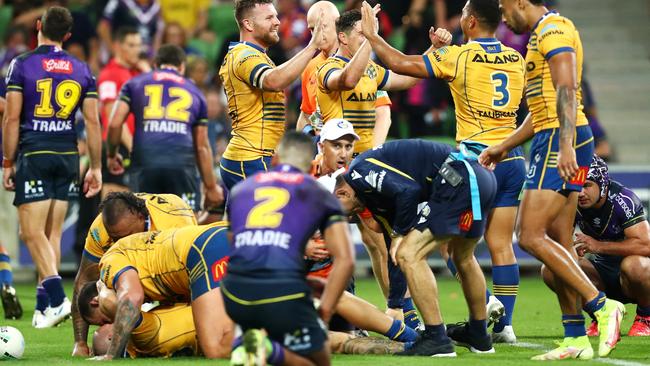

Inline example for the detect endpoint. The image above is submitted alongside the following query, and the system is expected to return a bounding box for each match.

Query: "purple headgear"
[586,155,609,198]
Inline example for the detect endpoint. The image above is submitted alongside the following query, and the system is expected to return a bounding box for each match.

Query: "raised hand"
[429,27,452,48]
[360,1,380,38]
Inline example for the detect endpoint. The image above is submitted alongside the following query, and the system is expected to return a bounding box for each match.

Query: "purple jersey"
[227,164,346,277]
[119,69,207,168]
[5,45,97,152]
[576,181,647,262]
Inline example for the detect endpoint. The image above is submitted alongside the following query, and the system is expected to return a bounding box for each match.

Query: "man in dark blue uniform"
[2,6,102,328]
[543,155,650,337]
[106,45,222,212]
[224,132,355,366]
[334,139,497,356]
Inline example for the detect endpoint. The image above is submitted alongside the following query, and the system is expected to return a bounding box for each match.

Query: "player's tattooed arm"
[105,297,139,359]
[72,256,100,356]
[103,269,144,360]
[557,85,577,144]
[549,51,579,181]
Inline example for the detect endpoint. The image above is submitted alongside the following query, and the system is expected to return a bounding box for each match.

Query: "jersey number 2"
[245,187,290,229]
[34,78,82,119]
[143,85,192,122]
[490,72,510,108]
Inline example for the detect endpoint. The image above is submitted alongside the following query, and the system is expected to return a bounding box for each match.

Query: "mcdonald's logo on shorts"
[211,256,230,282]
[459,210,473,232]
[569,166,589,186]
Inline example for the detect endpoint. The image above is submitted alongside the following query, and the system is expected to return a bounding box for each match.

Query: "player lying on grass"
[78,222,233,360]
[543,155,650,337]
[335,139,498,356]
[72,192,196,357]
[79,282,199,358]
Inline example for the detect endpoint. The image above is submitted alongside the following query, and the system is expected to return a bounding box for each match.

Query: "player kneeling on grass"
[78,281,199,358]
[224,132,354,366]
[543,155,650,337]
[78,222,233,360]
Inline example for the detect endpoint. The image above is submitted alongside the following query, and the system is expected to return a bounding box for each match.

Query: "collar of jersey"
[471,38,500,44]
[273,164,303,174]
[532,10,559,32]
[230,41,266,53]
[157,67,181,75]
[37,44,61,52]
[334,55,350,63]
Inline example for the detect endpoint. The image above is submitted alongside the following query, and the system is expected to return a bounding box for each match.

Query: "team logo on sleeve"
[211,256,229,282]
[459,210,473,232]
[42,59,73,74]
[366,65,377,79]
[569,166,588,186]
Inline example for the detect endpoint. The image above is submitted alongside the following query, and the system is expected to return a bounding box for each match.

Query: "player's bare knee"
[516,227,543,253]
[540,264,555,289]
[621,256,650,283]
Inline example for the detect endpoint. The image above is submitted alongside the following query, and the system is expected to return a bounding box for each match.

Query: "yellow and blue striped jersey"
[127,304,198,358]
[422,39,525,146]
[219,42,286,161]
[99,222,228,302]
[83,193,196,263]
[525,11,588,133]
[316,56,389,153]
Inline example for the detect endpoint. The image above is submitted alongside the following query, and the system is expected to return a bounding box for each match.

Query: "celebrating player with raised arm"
[479,0,625,360]
[2,6,102,329]
[357,0,525,341]
[218,0,327,190]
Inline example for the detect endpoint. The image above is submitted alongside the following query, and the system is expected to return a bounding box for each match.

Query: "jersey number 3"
[245,187,290,229]
[490,72,510,108]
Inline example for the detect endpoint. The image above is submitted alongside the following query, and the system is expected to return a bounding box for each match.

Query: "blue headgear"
[586,155,609,198]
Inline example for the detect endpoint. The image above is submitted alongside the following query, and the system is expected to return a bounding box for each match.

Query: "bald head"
[307,1,340,29]
[93,324,113,356]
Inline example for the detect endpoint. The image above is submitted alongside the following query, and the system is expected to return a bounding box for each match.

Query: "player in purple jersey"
[543,155,650,336]
[106,45,223,212]
[2,6,102,328]
[224,132,354,366]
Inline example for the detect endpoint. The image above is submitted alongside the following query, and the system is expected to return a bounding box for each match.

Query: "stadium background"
[0,0,647,279]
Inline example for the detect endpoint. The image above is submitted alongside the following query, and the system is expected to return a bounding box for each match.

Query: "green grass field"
[4,277,649,365]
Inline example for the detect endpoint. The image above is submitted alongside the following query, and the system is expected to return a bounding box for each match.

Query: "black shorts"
[129,166,200,211]
[14,152,79,206]
[416,160,497,238]
[222,274,327,356]
[590,256,633,304]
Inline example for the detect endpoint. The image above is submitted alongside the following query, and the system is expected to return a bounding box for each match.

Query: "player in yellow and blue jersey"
[316,9,422,155]
[480,0,625,360]
[218,0,327,190]
[355,0,525,343]
[71,191,196,357]
[79,223,233,360]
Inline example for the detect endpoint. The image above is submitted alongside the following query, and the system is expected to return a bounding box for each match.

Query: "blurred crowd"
[0,0,611,161]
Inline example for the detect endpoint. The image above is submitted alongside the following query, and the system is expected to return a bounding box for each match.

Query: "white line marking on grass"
[508,341,649,366]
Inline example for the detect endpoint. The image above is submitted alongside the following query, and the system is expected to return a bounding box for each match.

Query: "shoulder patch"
[539,23,558,35]
[91,228,101,244]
